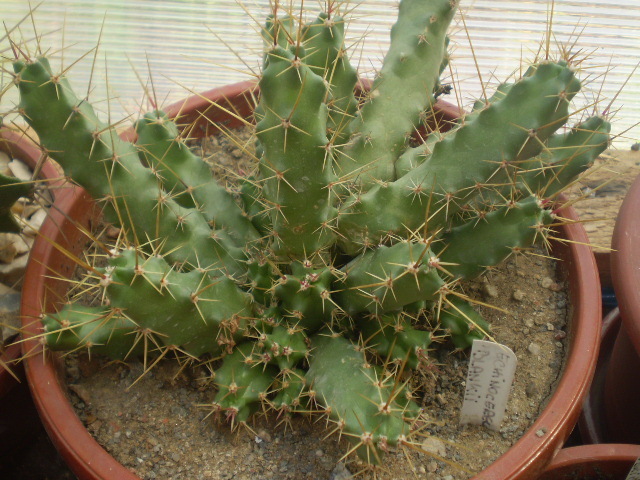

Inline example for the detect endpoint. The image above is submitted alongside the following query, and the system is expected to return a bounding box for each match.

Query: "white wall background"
[2,0,638,145]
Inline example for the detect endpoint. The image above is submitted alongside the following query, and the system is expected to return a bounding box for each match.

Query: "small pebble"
[540,277,554,289]
[421,437,447,457]
[555,330,567,340]
[8,159,32,181]
[512,289,525,302]
[483,283,499,298]
[527,343,541,355]
[525,382,538,398]
[330,463,352,480]
[0,151,11,174]
[0,234,19,263]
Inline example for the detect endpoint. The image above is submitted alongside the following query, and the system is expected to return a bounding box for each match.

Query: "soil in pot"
[56,129,573,480]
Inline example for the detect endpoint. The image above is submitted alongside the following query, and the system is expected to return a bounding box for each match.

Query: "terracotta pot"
[537,444,640,480]
[578,308,622,444]
[20,82,601,480]
[605,174,640,444]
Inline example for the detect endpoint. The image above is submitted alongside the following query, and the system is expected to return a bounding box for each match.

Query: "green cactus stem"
[437,196,553,280]
[102,248,254,357]
[306,334,420,464]
[256,45,338,259]
[42,304,142,360]
[438,296,489,350]
[212,343,278,425]
[335,0,457,185]
[135,111,260,246]
[301,12,359,144]
[359,311,432,369]
[273,260,335,331]
[337,61,581,253]
[14,58,246,277]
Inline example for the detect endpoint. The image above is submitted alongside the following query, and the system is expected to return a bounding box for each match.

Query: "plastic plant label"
[626,457,640,480]
[459,339,517,431]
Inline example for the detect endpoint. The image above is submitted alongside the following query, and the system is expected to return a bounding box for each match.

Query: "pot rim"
[611,174,640,353]
[19,81,601,480]
[541,443,640,477]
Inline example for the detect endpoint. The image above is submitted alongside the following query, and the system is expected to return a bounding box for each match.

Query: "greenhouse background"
[2,0,638,146]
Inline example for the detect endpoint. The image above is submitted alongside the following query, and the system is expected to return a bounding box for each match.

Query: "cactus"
[8,0,610,467]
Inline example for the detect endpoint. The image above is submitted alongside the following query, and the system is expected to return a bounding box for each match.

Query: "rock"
[329,463,352,480]
[525,382,538,398]
[0,252,28,286]
[12,198,40,219]
[257,429,272,442]
[21,208,48,236]
[68,383,93,405]
[8,159,32,181]
[555,330,567,340]
[483,283,498,298]
[527,342,541,356]
[0,233,19,263]
[540,277,554,289]
[106,225,121,239]
[512,289,525,302]
[421,436,447,457]
[540,277,563,291]
[0,234,31,262]
[632,142,639,151]
[0,151,11,174]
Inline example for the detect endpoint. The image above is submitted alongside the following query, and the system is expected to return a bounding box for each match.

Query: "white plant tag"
[459,339,517,431]
[626,457,640,480]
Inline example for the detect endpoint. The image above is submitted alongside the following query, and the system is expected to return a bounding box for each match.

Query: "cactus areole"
[13,0,608,472]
